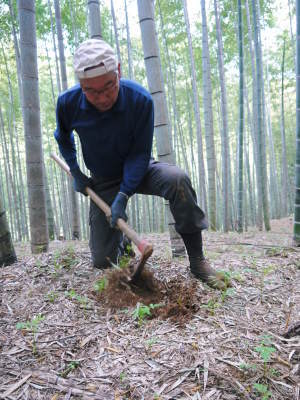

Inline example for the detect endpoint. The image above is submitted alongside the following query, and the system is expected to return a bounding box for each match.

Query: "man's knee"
[165,167,192,199]
[166,165,190,186]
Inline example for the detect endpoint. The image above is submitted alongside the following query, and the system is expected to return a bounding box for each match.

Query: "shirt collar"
[79,79,126,113]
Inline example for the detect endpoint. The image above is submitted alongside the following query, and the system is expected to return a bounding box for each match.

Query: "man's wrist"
[118,191,129,200]
[70,166,82,178]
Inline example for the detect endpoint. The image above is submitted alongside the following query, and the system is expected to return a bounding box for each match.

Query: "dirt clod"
[93,265,199,324]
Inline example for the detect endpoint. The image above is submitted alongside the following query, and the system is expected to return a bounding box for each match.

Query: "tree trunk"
[288,0,296,72]
[158,4,190,175]
[265,61,281,219]
[182,0,207,213]
[54,0,81,239]
[48,0,61,93]
[281,38,289,216]
[124,0,134,79]
[245,0,263,229]
[294,0,300,244]
[0,102,22,241]
[87,0,102,39]
[18,0,49,253]
[137,0,185,256]
[200,0,217,230]
[237,0,244,232]
[124,0,139,232]
[251,0,270,231]
[213,0,231,232]
[111,0,122,64]
[0,196,17,266]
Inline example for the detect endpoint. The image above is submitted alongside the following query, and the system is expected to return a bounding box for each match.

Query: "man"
[54,38,228,289]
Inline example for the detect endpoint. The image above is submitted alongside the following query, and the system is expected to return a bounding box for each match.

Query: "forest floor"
[0,217,300,400]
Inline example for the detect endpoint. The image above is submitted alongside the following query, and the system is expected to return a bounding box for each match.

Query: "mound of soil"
[93,265,199,324]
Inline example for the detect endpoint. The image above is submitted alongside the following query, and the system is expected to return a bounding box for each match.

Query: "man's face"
[80,67,120,112]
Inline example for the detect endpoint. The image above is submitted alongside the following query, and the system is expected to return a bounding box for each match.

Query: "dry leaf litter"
[0,218,299,399]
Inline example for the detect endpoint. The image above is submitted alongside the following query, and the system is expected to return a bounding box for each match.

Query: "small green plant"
[16,314,45,354]
[265,247,287,258]
[220,287,235,303]
[239,362,257,372]
[253,383,272,399]
[222,271,234,288]
[52,246,77,276]
[60,361,80,378]
[118,255,131,269]
[45,291,58,303]
[201,297,220,315]
[119,371,126,382]
[145,337,158,349]
[254,335,276,376]
[231,271,243,282]
[132,303,161,326]
[52,261,62,277]
[270,367,280,377]
[65,289,89,309]
[93,277,108,293]
[16,314,45,332]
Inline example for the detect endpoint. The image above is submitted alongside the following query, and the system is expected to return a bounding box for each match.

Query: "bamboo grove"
[0,0,299,260]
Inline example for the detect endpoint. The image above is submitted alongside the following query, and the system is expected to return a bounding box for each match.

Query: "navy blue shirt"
[54,79,154,196]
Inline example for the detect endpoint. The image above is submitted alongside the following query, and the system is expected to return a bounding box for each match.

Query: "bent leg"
[89,178,122,268]
[136,160,228,289]
[137,160,208,234]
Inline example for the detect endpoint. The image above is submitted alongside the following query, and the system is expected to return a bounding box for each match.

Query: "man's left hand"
[110,192,128,228]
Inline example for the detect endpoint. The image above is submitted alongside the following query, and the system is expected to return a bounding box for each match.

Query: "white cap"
[73,38,118,79]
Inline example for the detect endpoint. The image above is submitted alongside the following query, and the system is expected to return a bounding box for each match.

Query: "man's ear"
[117,63,122,79]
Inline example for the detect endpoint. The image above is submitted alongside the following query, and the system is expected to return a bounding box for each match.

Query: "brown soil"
[93,265,199,324]
[2,218,299,399]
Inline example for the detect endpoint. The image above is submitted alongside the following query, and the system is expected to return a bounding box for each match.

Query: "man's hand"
[110,192,128,228]
[70,167,91,196]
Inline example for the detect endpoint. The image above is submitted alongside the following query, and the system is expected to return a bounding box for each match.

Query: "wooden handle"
[50,153,153,256]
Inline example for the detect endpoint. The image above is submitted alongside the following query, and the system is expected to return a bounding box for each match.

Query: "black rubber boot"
[180,232,231,290]
[189,256,230,290]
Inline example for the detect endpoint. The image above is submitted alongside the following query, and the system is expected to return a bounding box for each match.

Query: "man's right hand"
[70,167,91,196]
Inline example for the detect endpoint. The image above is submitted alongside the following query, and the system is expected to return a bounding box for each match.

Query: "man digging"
[54,38,228,290]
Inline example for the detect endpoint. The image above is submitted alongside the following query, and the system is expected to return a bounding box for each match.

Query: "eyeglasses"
[82,75,118,97]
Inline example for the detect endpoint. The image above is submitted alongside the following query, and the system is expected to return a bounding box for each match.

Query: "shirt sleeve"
[54,95,79,171]
[120,96,154,196]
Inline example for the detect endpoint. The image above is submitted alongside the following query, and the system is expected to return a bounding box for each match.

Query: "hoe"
[51,153,153,282]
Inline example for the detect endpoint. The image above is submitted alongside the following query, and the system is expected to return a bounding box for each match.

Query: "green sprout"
[119,371,126,382]
[239,362,258,372]
[45,291,58,303]
[93,277,108,293]
[118,255,131,269]
[254,335,276,376]
[132,303,161,326]
[145,337,158,349]
[220,287,235,303]
[253,383,272,400]
[60,361,80,378]
[65,289,89,310]
[16,314,45,354]
[51,246,77,276]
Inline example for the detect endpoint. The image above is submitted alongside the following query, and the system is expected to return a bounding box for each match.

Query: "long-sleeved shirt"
[54,79,154,196]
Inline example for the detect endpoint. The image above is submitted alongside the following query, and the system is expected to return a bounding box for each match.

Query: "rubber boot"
[181,232,231,290]
[189,256,230,290]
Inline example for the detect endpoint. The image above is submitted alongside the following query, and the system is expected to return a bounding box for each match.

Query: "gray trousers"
[89,160,208,267]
